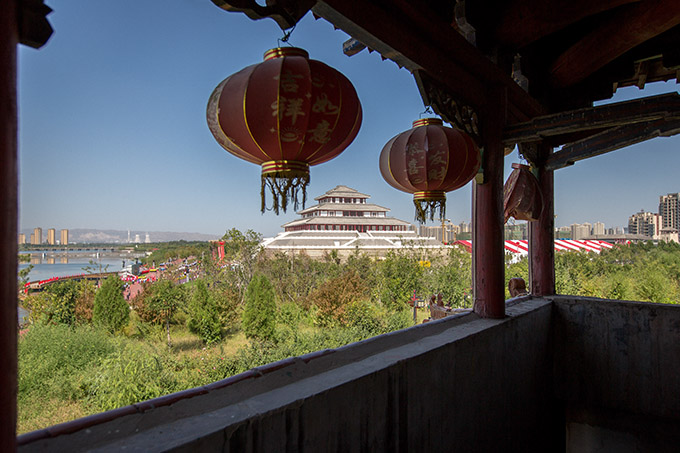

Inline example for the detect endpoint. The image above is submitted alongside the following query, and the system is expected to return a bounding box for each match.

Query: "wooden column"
[529,144,555,296]
[1,0,19,450]
[473,89,506,318]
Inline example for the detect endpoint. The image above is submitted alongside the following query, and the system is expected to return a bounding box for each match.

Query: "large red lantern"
[379,118,481,223]
[207,47,362,213]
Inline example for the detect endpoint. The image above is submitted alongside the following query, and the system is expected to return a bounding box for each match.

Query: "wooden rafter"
[549,0,680,88]
[493,0,640,50]
[311,0,544,123]
[544,117,680,170]
[503,93,680,144]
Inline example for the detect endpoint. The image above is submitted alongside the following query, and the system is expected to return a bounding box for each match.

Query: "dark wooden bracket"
[544,117,680,171]
[211,0,315,30]
[503,92,680,145]
[414,70,481,145]
[18,0,53,49]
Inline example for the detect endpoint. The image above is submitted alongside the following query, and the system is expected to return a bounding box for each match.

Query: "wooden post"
[473,88,506,318]
[0,0,19,449]
[529,144,555,296]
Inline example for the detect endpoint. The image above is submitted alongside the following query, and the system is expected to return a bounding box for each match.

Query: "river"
[18,250,142,282]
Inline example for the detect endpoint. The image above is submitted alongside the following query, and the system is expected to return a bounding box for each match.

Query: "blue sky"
[18,0,680,237]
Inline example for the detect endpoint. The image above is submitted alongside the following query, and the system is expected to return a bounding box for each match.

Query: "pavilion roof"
[314,185,370,201]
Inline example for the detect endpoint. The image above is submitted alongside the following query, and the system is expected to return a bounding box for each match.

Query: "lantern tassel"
[261,174,310,214]
[414,199,446,224]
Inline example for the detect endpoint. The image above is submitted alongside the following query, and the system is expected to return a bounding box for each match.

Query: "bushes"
[187,280,222,345]
[242,274,277,342]
[24,281,79,326]
[308,270,368,327]
[93,276,130,333]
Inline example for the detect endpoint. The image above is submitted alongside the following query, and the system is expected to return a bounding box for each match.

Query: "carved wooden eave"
[18,0,53,49]
[211,0,680,171]
[504,93,680,168]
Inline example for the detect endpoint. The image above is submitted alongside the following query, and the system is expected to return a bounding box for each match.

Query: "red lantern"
[207,47,362,213]
[379,118,481,223]
[503,163,543,223]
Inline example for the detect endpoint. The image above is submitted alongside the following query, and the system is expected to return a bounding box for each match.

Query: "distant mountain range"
[20,228,220,244]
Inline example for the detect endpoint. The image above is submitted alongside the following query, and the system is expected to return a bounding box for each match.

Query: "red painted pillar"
[0,0,19,449]
[529,145,555,296]
[473,89,506,318]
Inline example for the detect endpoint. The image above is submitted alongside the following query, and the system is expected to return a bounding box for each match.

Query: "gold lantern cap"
[263,47,309,61]
[412,118,443,128]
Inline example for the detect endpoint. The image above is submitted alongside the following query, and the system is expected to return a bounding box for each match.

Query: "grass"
[18,307,415,434]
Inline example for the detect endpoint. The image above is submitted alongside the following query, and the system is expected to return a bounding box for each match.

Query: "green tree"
[147,279,185,347]
[187,280,222,345]
[307,270,368,326]
[18,264,34,286]
[24,280,79,326]
[377,250,424,311]
[242,274,277,342]
[222,228,263,300]
[93,276,129,333]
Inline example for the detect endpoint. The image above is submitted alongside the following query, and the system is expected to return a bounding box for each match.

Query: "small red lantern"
[379,118,481,223]
[503,163,543,223]
[207,47,362,213]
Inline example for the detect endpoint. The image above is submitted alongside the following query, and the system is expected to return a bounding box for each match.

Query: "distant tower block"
[47,228,56,245]
[60,229,69,245]
[145,233,151,243]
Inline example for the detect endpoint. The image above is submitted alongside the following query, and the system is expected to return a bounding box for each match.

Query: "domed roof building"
[262,185,448,258]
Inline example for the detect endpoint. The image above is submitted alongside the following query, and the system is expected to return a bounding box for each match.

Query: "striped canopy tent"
[454,240,614,255]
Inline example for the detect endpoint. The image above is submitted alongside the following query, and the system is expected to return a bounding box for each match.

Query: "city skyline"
[18,1,680,238]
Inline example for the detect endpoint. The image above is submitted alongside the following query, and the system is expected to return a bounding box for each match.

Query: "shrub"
[187,280,222,345]
[242,274,277,342]
[308,270,368,327]
[24,280,80,326]
[93,276,130,333]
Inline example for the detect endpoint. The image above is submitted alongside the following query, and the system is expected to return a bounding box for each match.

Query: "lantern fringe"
[261,174,310,214]
[414,200,446,224]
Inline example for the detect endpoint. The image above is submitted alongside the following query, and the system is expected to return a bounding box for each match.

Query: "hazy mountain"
[21,228,220,244]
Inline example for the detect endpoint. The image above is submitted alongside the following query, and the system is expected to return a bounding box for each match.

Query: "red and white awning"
[454,239,614,254]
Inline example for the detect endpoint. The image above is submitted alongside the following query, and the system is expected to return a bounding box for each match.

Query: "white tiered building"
[262,186,448,258]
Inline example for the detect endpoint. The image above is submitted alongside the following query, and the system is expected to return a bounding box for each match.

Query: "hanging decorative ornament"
[207,47,362,213]
[379,118,481,223]
[503,163,543,223]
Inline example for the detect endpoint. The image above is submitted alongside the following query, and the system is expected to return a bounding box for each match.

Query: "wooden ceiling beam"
[503,93,680,144]
[494,0,639,49]
[550,0,680,88]
[544,117,680,170]
[311,0,544,123]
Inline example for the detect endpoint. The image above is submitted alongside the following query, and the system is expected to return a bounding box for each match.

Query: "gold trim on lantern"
[413,190,446,201]
[263,47,309,61]
[412,118,443,128]
[261,160,309,175]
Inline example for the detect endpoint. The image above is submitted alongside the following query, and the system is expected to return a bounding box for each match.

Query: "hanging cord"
[277,24,297,47]
[418,106,435,119]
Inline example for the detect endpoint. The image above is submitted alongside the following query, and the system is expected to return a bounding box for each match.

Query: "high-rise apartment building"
[60,229,69,246]
[571,223,592,240]
[592,222,605,236]
[659,193,679,230]
[628,210,660,238]
[32,227,42,245]
[47,228,56,245]
[18,233,26,244]
[419,222,459,243]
